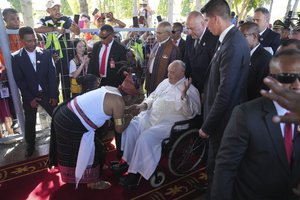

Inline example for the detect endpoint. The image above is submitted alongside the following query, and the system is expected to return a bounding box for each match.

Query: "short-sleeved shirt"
[38,16,72,49]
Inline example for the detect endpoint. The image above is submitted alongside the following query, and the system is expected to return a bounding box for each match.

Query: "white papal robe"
[121,78,201,180]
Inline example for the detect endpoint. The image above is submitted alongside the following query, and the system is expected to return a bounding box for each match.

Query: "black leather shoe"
[111,162,129,175]
[110,160,120,165]
[194,182,208,193]
[119,173,141,189]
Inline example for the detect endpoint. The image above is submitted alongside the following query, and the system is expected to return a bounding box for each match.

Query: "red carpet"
[0,140,207,200]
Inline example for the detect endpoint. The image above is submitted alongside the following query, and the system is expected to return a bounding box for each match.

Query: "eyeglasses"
[270,73,300,84]
[99,32,112,40]
[171,30,180,34]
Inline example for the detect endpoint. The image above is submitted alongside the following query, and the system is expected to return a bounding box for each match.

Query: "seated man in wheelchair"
[116,60,201,189]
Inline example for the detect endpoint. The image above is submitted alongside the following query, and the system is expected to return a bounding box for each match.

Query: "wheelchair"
[149,117,207,187]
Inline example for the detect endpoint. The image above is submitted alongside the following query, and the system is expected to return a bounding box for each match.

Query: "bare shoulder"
[104,93,124,116]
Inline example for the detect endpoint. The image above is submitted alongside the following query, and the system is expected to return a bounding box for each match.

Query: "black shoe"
[111,162,129,175]
[194,182,208,193]
[110,160,120,166]
[119,173,141,189]
[25,146,35,157]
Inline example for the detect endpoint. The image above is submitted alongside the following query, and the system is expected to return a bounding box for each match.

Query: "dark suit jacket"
[212,97,300,200]
[12,47,58,104]
[247,44,272,100]
[260,28,281,54]
[177,38,186,60]
[87,40,127,87]
[202,26,250,137]
[184,29,219,93]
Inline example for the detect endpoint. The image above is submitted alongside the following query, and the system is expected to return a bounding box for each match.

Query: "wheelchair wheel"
[168,129,206,176]
[150,171,166,188]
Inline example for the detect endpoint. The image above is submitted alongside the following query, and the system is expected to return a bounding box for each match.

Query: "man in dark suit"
[171,22,186,60]
[199,1,250,199]
[88,24,127,88]
[253,7,281,54]
[145,21,180,95]
[12,26,58,157]
[184,11,219,95]
[87,24,127,161]
[211,49,300,200]
[239,21,272,100]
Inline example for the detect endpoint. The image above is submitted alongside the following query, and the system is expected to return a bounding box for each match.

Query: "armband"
[114,118,125,126]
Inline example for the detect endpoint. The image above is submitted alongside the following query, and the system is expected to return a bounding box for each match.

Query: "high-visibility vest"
[130,40,144,65]
[44,20,67,58]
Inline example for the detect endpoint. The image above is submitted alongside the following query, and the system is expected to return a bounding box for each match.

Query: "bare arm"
[107,94,132,133]
[34,26,65,34]
[107,12,126,28]
[34,26,56,34]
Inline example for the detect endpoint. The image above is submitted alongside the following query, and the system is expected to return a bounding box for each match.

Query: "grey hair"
[171,60,186,71]
[158,21,172,33]
[254,7,270,18]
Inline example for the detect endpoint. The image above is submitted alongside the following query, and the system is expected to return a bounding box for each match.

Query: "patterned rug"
[0,140,207,200]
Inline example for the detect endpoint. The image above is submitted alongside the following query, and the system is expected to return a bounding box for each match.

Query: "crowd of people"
[0,0,300,198]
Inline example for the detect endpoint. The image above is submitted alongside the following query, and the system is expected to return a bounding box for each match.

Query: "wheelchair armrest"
[170,119,193,132]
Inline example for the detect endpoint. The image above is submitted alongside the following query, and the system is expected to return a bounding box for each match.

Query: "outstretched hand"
[261,77,300,124]
[181,78,192,99]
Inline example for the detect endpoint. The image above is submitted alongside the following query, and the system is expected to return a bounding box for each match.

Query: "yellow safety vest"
[44,20,67,58]
[130,41,144,64]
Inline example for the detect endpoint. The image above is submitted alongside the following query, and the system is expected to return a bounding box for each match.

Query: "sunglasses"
[270,73,300,84]
[99,32,112,40]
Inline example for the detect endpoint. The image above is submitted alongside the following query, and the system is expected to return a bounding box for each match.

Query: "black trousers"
[23,93,55,148]
[55,56,70,101]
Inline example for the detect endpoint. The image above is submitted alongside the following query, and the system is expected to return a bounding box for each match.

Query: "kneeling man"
[120,60,201,188]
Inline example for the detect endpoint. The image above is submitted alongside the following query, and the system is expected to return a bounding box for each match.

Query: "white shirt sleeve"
[69,59,77,77]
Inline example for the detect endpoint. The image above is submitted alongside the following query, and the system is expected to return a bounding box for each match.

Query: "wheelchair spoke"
[168,129,207,176]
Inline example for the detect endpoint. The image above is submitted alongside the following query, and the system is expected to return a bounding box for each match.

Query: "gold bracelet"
[114,118,125,126]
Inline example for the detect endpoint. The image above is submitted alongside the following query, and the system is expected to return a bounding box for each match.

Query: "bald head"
[186,11,206,39]
[168,60,186,84]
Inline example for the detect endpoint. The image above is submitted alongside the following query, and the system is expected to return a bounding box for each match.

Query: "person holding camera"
[12,27,59,157]
[94,12,126,29]
[69,39,90,97]
[35,0,80,101]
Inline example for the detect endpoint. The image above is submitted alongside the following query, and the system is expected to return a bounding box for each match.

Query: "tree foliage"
[7,0,21,12]
[233,0,271,21]
[181,0,192,16]
[157,0,168,17]
[117,0,133,19]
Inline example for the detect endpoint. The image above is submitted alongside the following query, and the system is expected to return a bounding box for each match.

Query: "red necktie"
[99,44,108,76]
[284,112,293,165]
